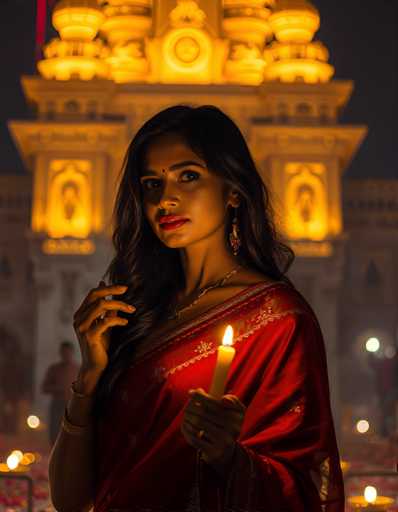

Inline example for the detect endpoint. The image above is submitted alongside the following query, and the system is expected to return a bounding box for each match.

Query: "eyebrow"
[141,160,205,177]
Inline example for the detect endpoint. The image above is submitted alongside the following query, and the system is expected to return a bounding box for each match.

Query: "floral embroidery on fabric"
[194,340,214,354]
[164,303,305,378]
[165,348,217,378]
[131,282,287,368]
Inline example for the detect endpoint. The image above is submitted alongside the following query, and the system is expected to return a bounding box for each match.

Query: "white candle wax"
[209,325,235,399]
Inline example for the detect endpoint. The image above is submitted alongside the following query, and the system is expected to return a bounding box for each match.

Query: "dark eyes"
[141,170,200,191]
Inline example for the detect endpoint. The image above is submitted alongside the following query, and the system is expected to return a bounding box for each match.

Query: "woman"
[49,105,345,512]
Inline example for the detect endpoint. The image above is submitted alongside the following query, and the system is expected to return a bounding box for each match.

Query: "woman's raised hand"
[73,280,136,376]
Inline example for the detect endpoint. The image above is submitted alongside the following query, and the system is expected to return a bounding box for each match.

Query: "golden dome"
[269,0,320,44]
[53,0,105,41]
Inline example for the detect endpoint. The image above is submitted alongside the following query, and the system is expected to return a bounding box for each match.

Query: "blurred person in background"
[41,341,79,445]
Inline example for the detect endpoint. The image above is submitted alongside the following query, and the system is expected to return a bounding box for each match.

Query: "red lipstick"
[158,215,189,231]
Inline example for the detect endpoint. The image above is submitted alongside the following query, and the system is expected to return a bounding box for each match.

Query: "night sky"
[1,0,397,178]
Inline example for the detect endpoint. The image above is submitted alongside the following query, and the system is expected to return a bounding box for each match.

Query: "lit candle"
[348,486,394,511]
[209,325,235,399]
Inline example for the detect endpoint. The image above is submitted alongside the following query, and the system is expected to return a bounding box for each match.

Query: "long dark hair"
[93,104,294,416]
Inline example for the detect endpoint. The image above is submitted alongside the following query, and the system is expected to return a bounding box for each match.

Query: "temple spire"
[38,0,108,80]
[264,0,334,83]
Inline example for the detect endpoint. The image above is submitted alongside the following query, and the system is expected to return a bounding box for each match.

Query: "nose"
[158,180,179,209]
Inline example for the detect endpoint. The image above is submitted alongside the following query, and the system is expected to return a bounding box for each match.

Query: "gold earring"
[229,207,241,256]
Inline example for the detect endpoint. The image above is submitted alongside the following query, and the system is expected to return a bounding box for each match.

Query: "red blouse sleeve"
[200,310,345,512]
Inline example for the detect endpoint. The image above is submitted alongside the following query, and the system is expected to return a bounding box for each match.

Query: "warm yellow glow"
[6,454,19,470]
[364,486,377,504]
[21,453,36,465]
[222,325,234,347]
[11,450,23,462]
[224,42,265,85]
[27,415,40,429]
[290,241,333,258]
[269,2,320,44]
[0,463,10,473]
[42,239,96,255]
[161,28,212,82]
[339,460,350,474]
[39,55,109,81]
[101,14,152,47]
[263,40,334,83]
[53,0,105,41]
[45,160,92,238]
[106,47,148,83]
[356,419,370,434]
[285,163,328,241]
[222,14,273,46]
[263,58,333,83]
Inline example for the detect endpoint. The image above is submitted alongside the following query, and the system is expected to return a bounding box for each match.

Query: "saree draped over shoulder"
[93,282,345,512]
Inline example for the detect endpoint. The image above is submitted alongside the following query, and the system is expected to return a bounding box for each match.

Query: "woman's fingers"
[181,420,213,451]
[186,394,243,420]
[78,299,135,333]
[91,316,129,337]
[74,284,128,321]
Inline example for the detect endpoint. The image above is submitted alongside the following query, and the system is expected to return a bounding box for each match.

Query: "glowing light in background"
[356,419,370,434]
[6,454,19,470]
[11,450,23,462]
[365,337,380,353]
[27,415,40,429]
[364,486,377,504]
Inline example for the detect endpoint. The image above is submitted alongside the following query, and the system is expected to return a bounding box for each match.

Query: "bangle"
[61,409,90,436]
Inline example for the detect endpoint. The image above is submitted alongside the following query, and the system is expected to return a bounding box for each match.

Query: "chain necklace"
[170,266,241,320]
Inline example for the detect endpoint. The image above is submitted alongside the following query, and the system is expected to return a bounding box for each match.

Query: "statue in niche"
[295,184,316,225]
[47,161,91,239]
[285,164,328,240]
[62,181,82,223]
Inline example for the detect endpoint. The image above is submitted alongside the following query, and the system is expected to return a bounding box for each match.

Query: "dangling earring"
[229,207,241,256]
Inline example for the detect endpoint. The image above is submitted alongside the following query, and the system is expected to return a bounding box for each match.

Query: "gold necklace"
[170,266,241,320]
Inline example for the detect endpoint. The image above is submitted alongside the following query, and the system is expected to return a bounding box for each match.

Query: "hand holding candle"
[209,325,235,399]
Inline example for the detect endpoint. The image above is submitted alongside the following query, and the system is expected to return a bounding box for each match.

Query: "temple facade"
[2,0,397,437]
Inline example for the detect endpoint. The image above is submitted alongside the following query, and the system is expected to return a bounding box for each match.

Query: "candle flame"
[364,486,377,504]
[222,325,234,346]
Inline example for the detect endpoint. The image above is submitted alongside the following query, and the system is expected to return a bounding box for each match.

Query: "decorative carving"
[169,0,206,29]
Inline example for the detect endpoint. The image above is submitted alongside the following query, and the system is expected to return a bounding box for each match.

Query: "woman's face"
[140,134,235,249]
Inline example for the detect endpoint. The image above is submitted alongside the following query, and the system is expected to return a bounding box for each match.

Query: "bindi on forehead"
[141,160,206,177]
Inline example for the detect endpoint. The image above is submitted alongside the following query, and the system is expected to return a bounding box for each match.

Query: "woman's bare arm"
[48,370,101,512]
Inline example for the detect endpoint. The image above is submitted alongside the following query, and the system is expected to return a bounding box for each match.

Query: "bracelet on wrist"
[61,408,91,436]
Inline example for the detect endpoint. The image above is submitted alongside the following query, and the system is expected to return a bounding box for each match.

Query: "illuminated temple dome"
[38,0,109,80]
[264,0,334,83]
[37,0,335,85]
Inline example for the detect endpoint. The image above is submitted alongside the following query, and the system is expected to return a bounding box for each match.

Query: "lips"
[160,219,188,231]
[159,215,188,224]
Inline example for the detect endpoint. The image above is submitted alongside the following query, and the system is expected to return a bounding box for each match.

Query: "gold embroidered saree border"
[130,281,288,369]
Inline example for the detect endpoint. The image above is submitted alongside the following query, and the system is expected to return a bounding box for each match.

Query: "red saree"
[93,281,345,512]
